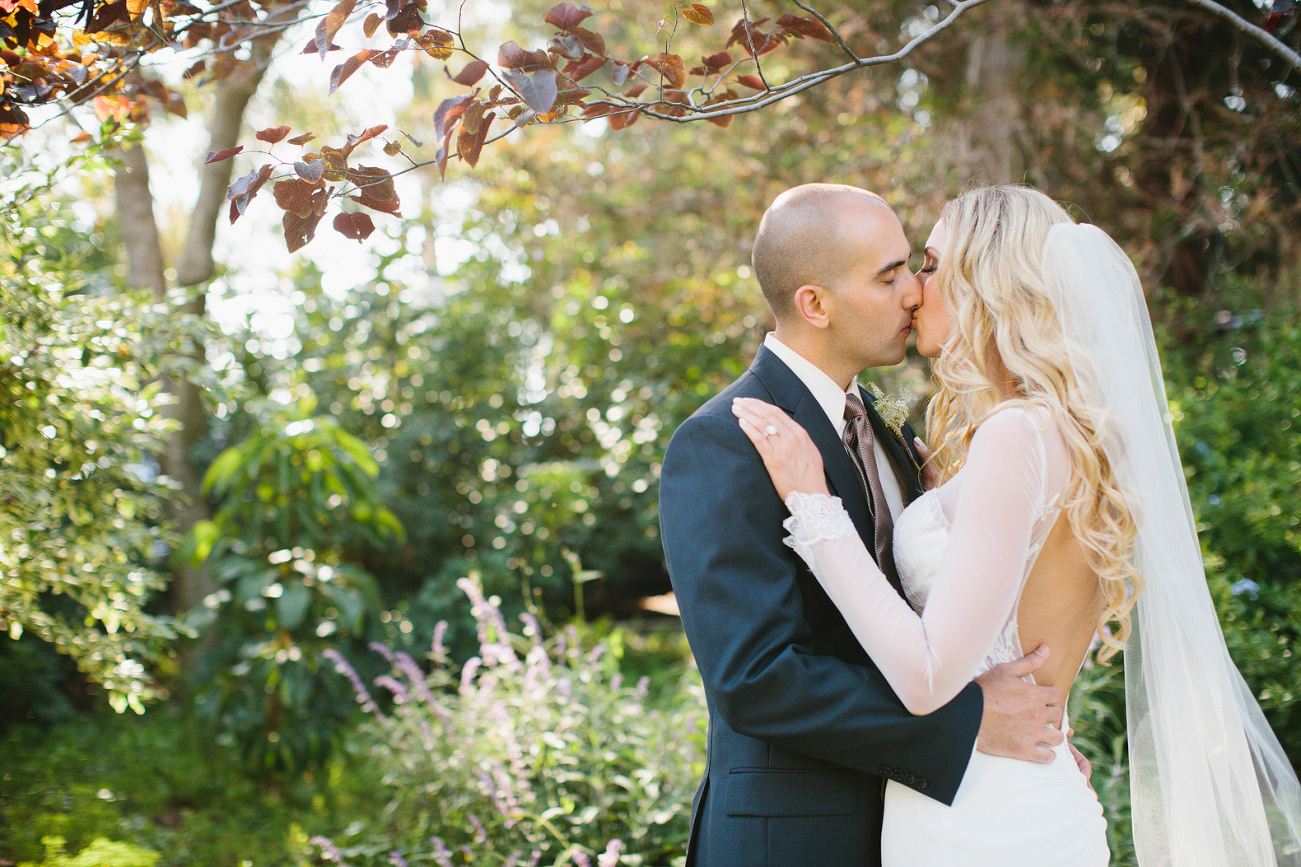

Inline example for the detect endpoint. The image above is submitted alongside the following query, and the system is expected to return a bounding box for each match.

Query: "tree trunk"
[112,12,295,667]
[113,144,217,630]
[934,12,1029,187]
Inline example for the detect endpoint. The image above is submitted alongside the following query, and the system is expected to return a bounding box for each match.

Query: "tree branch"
[1176,0,1301,78]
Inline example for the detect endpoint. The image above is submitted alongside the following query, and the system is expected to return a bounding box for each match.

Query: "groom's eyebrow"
[875,256,910,279]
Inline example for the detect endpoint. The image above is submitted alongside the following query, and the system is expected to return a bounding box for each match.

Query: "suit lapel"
[861,386,926,504]
[751,347,876,553]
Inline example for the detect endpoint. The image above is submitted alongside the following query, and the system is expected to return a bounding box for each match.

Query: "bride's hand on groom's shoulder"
[732,397,829,501]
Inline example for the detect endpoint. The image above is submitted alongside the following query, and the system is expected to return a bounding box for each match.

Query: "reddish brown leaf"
[570,26,604,56]
[457,109,494,167]
[348,124,389,148]
[71,131,93,144]
[681,3,713,25]
[363,12,381,38]
[288,133,316,146]
[433,94,473,142]
[648,53,686,89]
[164,92,188,119]
[606,107,640,131]
[580,102,613,118]
[303,39,342,54]
[497,40,529,69]
[227,163,274,224]
[451,59,488,86]
[349,193,401,215]
[383,140,402,156]
[386,0,424,35]
[349,165,396,201]
[544,1,592,31]
[418,28,454,59]
[702,51,732,69]
[625,82,648,98]
[567,54,605,82]
[315,0,355,59]
[273,178,327,216]
[183,60,206,79]
[204,145,243,165]
[256,125,291,144]
[330,50,377,94]
[369,44,403,68]
[284,208,326,253]
[320,146,350,181]
[502,69,558,114]
[294,159,326,183]
[776,13,834,42]
[736,74,766,90]
[333,211,375,241]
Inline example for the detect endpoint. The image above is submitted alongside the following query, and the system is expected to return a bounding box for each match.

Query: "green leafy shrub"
[185,393,403,774]
[20,837,159,867]
[315,576,707,866]
[0,186,186,712]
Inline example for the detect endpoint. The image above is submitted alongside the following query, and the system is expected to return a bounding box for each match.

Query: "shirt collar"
[763,333,858,437]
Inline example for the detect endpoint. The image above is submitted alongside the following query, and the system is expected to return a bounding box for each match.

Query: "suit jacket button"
[880,766,892,777]
[916,779,928,789]
[904,774,916,785]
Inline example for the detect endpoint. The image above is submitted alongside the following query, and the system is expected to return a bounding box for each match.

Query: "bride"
[731,186,1301,866]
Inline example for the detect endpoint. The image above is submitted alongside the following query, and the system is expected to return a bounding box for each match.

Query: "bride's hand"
[732,397,829,501]
[913,436,940,490]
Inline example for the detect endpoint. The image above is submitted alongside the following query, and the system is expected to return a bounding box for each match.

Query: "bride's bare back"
[1017,513,1108,707]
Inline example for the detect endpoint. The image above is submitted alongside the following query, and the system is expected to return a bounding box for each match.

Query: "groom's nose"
[900,269,923,310]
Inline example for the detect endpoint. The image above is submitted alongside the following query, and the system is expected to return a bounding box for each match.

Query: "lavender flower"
[388,853,409,867]
[374,674,410,704]
[598,840,623,867]
[460,656,482,693]
[571,850,592,867]
[323,648,383,717]
[429,837,453,867]
[469,812,487,844]
[431,619,449,657]
[309,836,344,864]
[369,640,397,665]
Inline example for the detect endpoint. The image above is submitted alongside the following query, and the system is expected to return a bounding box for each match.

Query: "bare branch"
[1175,0,1301,78]
[792,1,859,64]
[642,0,994,123]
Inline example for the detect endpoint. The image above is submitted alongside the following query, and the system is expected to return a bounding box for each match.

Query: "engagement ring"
[764,425,778,437]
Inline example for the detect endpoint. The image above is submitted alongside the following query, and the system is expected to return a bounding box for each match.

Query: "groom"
[659,184,1067,866]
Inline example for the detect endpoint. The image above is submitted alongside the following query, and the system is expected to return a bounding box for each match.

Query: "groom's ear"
[793,284,832,330]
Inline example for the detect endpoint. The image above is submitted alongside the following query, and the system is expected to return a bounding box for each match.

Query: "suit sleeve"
[660,410,983,805]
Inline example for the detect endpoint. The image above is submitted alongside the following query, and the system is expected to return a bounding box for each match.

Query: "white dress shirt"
[763,333,907,519]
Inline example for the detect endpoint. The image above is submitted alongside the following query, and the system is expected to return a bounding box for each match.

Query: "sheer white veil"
[1041,222,1301,866]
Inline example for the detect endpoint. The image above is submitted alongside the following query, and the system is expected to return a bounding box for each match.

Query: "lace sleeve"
[786,407,1065,715]
[782,492,857,564]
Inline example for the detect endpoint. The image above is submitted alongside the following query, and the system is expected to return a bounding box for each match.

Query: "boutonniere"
[867,383,908,441]
[867,383,922,476]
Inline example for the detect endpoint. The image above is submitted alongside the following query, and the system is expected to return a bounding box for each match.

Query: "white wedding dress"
[783,405,1110,866]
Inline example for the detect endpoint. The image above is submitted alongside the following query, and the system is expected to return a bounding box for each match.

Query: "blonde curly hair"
[923,185,1141,662]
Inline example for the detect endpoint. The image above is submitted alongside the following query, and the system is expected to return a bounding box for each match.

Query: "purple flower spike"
[598,840,623,867]
[309,836,345,864]
[369,641,397,664]
[572,850,592,867]
[388,852,409,867]
[429,837,453,867]
[323,648,382,717]
[374,674,410,704]
[431,620,449,657]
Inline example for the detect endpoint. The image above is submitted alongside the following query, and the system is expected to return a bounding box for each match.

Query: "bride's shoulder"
[973,401,1055,441]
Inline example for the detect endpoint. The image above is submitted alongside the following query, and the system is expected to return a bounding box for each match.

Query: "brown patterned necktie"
[842,391,898,586]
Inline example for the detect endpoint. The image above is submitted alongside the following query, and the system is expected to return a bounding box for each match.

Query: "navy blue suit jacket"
[659,345,983,867]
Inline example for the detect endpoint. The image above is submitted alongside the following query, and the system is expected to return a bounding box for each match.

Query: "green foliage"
[1159,283,1301,762]
[315,576,706,866]
[0,182,186,713]
[0,706,383,866]
[184,395,403,774]
[20,837,159,867]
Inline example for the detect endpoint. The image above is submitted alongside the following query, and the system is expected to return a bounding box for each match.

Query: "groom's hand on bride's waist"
[972,645,1065,763]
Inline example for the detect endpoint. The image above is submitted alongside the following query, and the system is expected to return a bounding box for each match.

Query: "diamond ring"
[764,425,778,437]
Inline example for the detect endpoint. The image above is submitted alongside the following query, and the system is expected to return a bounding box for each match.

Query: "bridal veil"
[1041,223,1301,866]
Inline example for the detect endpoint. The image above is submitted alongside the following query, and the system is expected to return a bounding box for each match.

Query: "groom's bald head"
[752,184,895,321]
